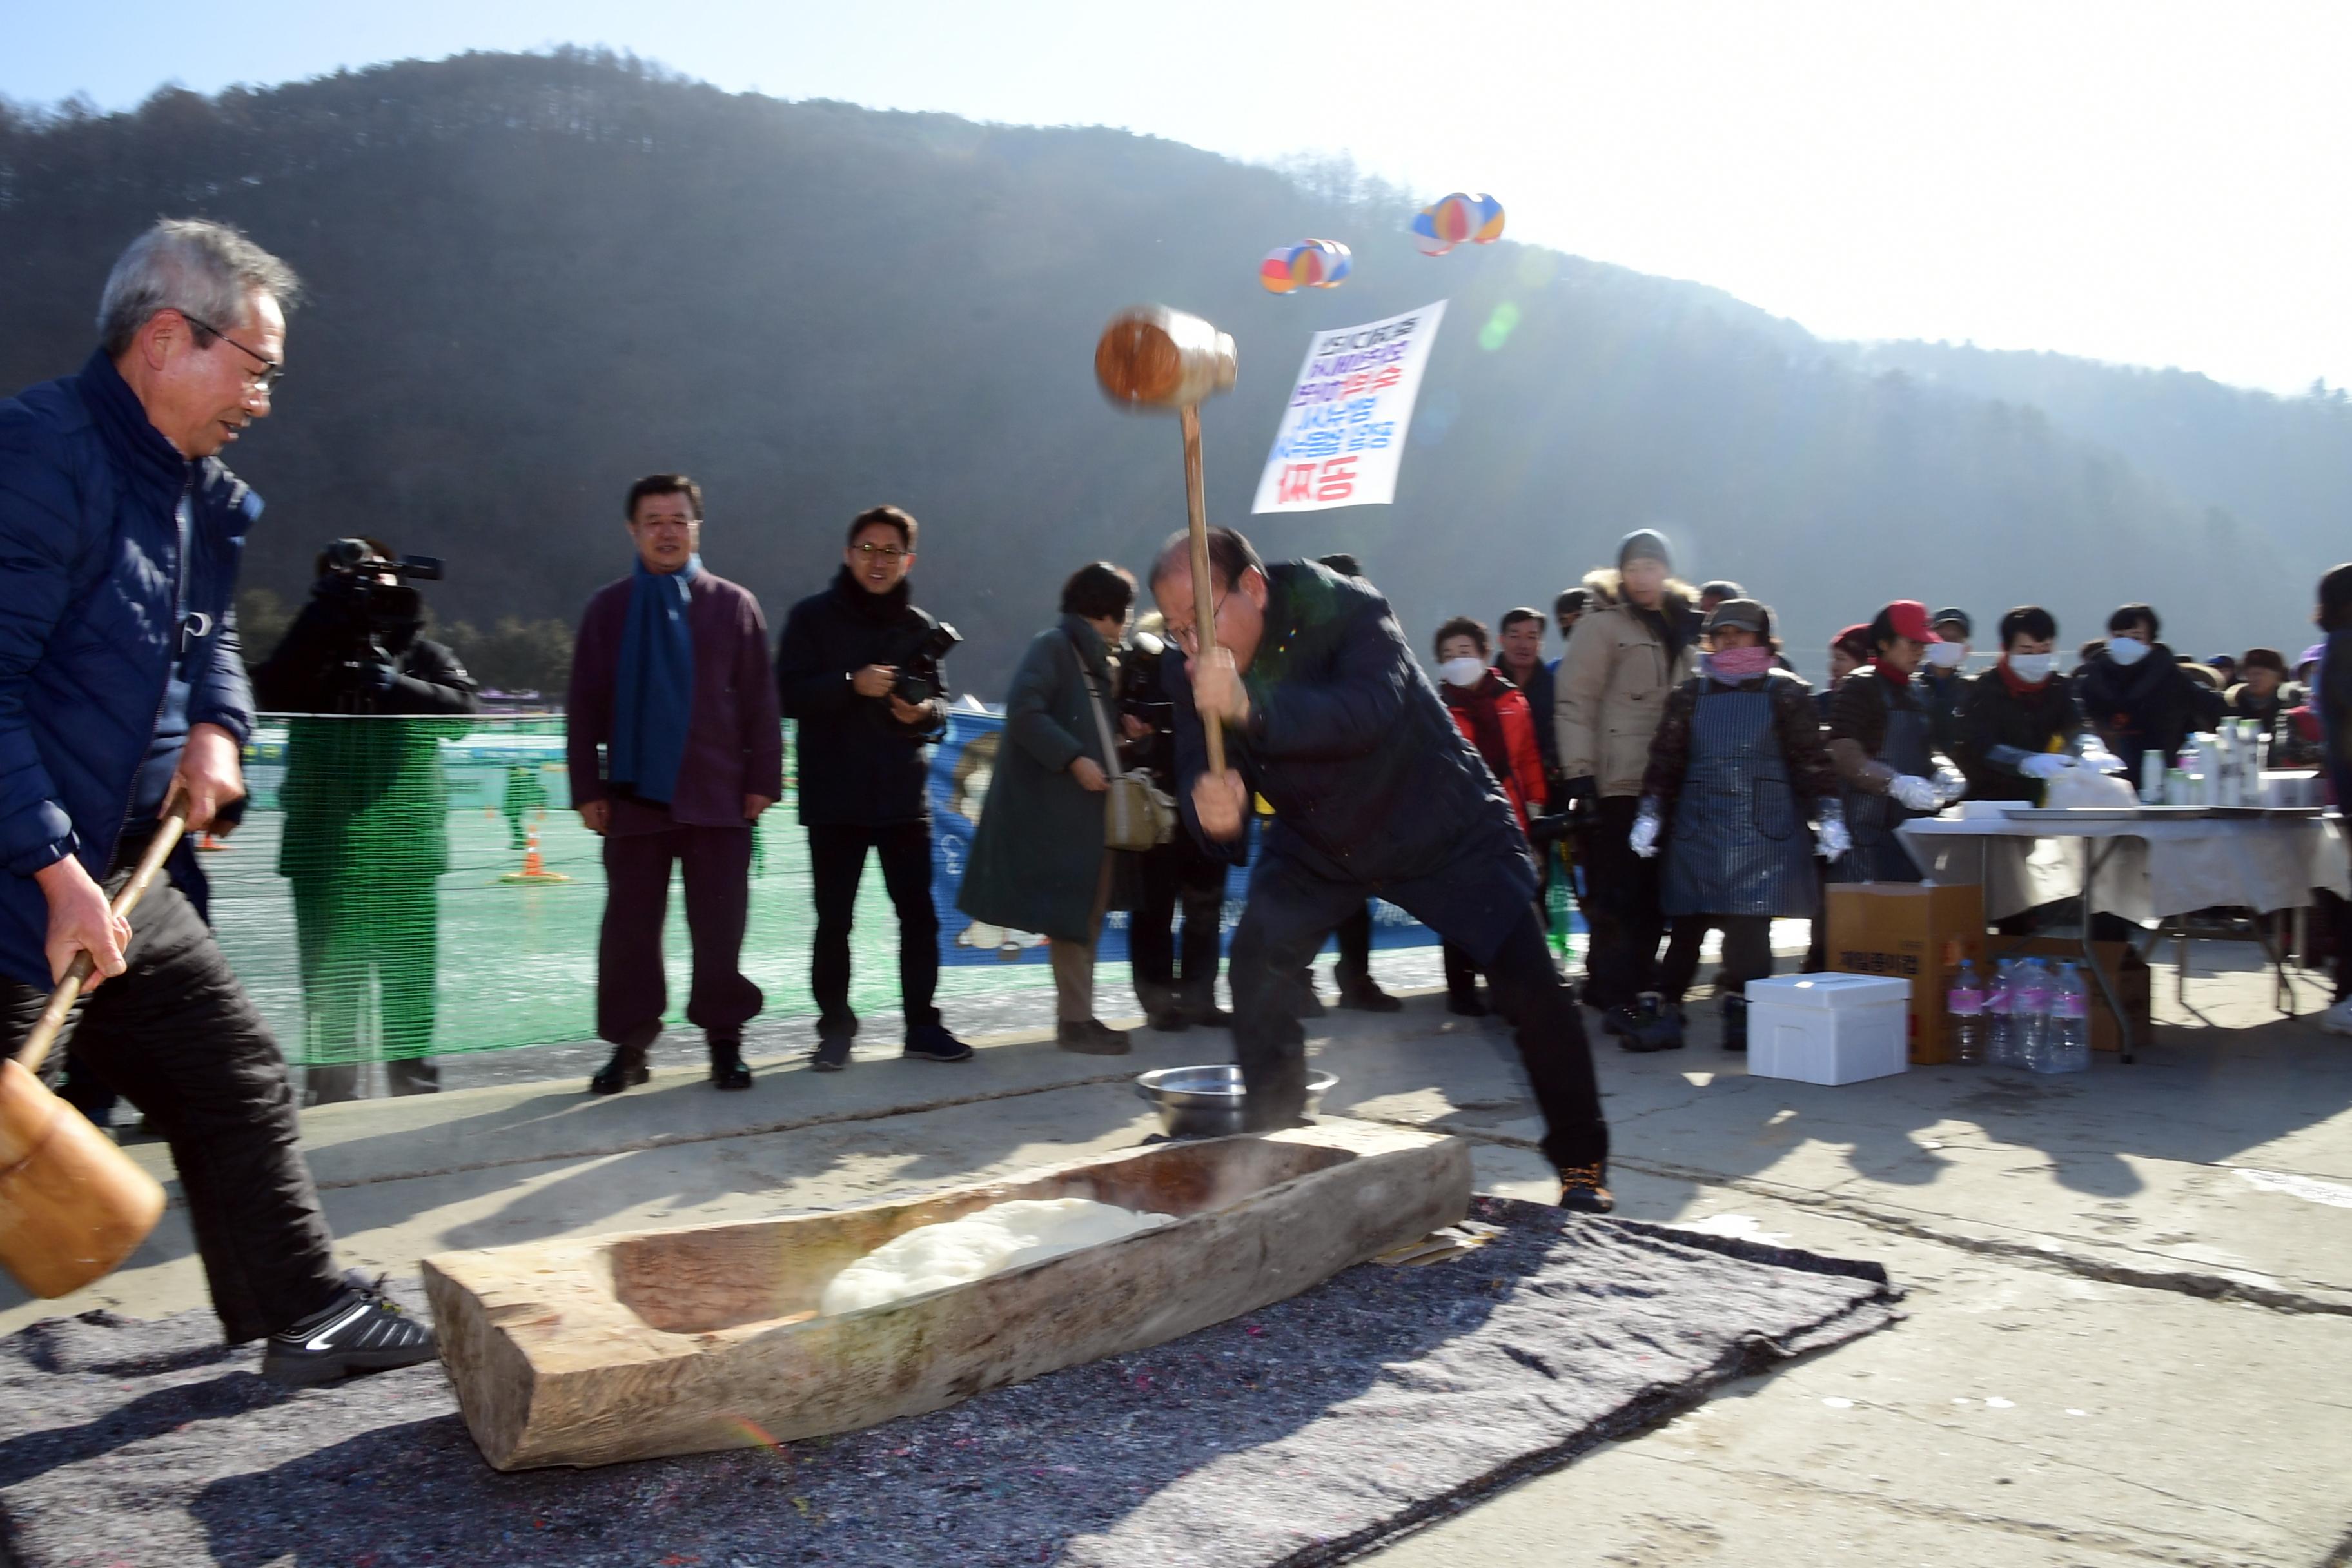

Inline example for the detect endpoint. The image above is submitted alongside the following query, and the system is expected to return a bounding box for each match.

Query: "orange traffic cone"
[499,823,570,884]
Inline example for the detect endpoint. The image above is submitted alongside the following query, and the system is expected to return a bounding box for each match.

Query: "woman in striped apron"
[1629,600,1845,1050]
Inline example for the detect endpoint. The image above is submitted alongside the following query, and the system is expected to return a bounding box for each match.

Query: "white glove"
[1888,774,1942,813]
[1629,810,1661,859]
[1815,816,1852,859]
[1934,764,1969,805]
[2020,753,2072,781]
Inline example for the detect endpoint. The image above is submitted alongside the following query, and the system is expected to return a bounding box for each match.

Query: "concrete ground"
[6,946,2351,1567]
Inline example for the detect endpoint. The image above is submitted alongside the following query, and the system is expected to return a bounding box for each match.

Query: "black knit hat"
[1617,529,1672,571]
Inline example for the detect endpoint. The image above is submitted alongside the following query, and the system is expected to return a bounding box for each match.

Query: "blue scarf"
[609,554,701,806]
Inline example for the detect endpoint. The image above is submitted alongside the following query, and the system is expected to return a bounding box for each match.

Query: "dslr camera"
[1117,629,1175,737]
[894,622,962,707]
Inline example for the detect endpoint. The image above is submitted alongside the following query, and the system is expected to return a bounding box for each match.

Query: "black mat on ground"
[0,1198,1900,1567]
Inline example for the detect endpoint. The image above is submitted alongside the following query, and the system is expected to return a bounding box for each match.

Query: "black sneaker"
[262,1272,437,1387]
[1620,994,1686,1054]
[903,1023,974,1063]
[812,1035,853,1072]
[1557,1164,1616,1215]
[1146,1009,1190,1033]
[1181,1004,1236,1029]
[1335,979,1405,1014]
[1599,1004,1640,1040]
[1055,1018,1132,1055]
[1446,991,1490,1019]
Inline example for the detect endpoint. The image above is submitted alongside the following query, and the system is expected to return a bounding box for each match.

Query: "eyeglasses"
[1164,593,1228,654]
[852,542,908,562]
[177,311,284,393]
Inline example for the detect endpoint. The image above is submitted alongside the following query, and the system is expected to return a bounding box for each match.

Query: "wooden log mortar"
[423,1119,1472,1470]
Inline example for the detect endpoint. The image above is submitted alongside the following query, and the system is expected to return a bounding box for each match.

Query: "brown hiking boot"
[1557,1163,1616,1215]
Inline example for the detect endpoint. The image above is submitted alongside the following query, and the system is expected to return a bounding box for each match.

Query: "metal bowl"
[1133,1064,1338,1140]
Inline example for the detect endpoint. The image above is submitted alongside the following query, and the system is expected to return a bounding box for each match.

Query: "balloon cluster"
[1259,238,1353,295]
[1411,192,1506,256]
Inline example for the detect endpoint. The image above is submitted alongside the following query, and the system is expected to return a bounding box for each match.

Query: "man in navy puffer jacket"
[0,219,434,1385]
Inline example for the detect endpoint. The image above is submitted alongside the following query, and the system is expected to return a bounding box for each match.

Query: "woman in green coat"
[959,562,1140,1055]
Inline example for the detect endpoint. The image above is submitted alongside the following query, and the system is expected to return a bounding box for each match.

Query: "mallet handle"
[14,805,190,1077]
[1180,402,1226,775]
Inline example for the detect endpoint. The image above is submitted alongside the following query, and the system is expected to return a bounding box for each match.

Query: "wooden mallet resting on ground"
[1093,305,1238,768]
[0,806,182,1297]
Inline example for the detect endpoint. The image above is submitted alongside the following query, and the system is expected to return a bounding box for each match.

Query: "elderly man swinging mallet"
[1094,308,1614,1213]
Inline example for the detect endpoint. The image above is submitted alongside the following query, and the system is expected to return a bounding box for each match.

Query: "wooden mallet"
[1093,305,1239,769]
[0,803,184,1297]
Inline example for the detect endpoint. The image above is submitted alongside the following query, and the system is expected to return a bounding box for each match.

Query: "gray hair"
[96,218,302,357]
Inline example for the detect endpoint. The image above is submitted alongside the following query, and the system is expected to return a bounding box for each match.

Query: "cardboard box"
[1826,881,1988,1064]
[1999,937,2151,1054]
[1747,974,1911,1084]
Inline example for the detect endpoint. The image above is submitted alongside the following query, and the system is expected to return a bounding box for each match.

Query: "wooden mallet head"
[1093,306,1239,774]
[1094,306,1236,412]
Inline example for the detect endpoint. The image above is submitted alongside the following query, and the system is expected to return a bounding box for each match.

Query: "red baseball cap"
[1881,600,1943,643]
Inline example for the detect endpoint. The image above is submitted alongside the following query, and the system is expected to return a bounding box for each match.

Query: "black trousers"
[1230,848,1608,1172]
[599,824,761,1047]
[1658,914,1776,1003]
[1444,899,1549,999]
[808,822,939,1029]
[1580,796,1665,1010]
[1331,905,1375,985]
[0,874,342,1343]
[1130,832,1227,1011]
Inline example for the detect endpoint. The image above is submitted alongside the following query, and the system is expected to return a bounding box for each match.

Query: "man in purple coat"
[567,474,783,1093]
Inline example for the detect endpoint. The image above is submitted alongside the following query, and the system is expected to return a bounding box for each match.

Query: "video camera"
[319,538,443,626]
[316,538,445,711]
[894,622,962,707]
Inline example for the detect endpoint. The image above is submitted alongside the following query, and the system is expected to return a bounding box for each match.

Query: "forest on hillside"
[4,49,2346,695]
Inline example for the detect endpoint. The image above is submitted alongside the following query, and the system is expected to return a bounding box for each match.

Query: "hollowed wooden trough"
[422,1119,1471,1469]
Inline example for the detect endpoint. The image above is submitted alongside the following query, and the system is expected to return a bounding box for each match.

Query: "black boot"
[708,1034,753,1090]
[589,1038,651,1095]
[1721,994,1749,1053]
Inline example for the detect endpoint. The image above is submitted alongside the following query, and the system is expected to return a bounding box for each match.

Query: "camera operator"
[776,505,972,1069]
[1121,614,1231,1032]
[251,536,478,1104]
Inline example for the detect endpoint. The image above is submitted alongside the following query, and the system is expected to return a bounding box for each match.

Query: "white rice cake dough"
[819,1197,1177,1315]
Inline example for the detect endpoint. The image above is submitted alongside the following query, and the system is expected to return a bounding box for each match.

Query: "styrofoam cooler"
[1746,974,1911,1085]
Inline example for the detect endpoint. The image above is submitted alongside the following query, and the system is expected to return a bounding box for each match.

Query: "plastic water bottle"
[1986,960,2018,1066]
[2040,963,2093,1073]
[2014,959,2054,1073]
[1945,960,1986,1064]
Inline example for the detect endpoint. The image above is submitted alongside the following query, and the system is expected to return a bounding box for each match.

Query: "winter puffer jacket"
[1553,594,1697,798]
[0,350,258,987]
[1442,672,1546,830]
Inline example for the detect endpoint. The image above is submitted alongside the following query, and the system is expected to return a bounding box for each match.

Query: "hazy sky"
[8,0,2347,394]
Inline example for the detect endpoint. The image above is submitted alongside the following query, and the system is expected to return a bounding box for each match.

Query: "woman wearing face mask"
[1629,600,1843,1051]
[1826,600,1966,883]
[2073,603,2223,780]
[1951,607,2095,802]
[1433,616,1547,1015]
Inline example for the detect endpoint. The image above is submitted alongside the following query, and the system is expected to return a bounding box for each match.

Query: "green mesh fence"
[220,715,1056,1066]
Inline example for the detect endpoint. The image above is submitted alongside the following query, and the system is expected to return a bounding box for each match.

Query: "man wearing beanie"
[1555,528,1698,1048]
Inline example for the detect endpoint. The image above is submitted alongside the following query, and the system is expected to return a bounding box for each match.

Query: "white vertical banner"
[1250,300,1447,514]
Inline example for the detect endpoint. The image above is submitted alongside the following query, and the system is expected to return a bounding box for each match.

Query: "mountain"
[0,49,2334,694]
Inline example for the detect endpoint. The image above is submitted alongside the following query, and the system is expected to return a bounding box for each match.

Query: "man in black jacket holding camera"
[1156,527,1613,1213]
[251,538,478,1102]
[776,506,972,1069]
